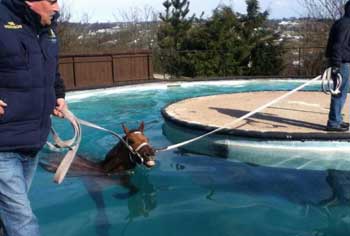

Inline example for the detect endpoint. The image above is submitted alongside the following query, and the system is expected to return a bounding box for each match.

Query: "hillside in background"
[58,18,328,54]
[57,16,329,78]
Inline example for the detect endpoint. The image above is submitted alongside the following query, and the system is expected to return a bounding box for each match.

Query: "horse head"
[122,122,156,168]
[102,122,156,172]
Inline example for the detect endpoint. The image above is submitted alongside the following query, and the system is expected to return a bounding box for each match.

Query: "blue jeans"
[327,63,350,128]
[0,152,40,236]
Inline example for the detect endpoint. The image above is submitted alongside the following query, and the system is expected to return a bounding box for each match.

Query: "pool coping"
[66,79,320,101]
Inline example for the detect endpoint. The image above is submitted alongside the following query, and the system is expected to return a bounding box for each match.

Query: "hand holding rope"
[47,109,147,184]
[321,67,342,95]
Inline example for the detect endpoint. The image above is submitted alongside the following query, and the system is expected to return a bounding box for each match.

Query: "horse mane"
[101,140,125,172]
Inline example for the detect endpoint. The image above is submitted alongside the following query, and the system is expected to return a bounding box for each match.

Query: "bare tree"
[297,0,347,46]
[299,0,347,20]
[292,0,348,75]
[56,2,92,53]
[56,2,160,53]
[113,6,159,49]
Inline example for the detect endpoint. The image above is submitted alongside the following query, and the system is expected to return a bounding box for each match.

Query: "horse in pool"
[40,122,157,236]
[40,121,156,177]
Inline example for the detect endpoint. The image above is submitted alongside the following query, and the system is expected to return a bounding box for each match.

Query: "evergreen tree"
[185,0,284,77]
[204,6,243,75]
[239,0,284,75]
[158,0,195,77]
[157,0,284,77]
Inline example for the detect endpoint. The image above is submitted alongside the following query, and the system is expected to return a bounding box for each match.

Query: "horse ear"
[139,121,145,133]
[122,123,129,134]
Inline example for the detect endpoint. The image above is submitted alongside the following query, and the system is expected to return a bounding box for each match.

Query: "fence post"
[111,55,116,85]
[298,47,302,77]
[72,56,77,89]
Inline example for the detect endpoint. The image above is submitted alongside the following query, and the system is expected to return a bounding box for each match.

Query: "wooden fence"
[59,50,153,90]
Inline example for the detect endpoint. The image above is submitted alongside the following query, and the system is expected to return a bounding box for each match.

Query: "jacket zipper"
[37,32,48,143]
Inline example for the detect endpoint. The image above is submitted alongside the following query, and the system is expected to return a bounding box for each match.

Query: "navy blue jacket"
[0,0,65,152]
[326,1,350,67]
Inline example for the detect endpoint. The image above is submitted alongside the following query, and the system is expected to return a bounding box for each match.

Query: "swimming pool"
[33,80,350,236]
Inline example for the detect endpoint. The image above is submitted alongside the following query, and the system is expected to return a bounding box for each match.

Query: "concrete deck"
[163,91,350,139]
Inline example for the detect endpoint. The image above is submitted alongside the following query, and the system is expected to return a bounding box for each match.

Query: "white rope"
[49,73,326,181]
[50,109,82,184]
[76,118,136,153]
[321,67,342,95]
[48,111,148,184]
[157,75,322,152]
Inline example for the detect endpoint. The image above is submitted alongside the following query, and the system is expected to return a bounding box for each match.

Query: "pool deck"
[162,91,350,140]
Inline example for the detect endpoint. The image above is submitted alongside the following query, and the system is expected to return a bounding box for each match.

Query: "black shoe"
[341,122,350,128]
[326,126,349,132]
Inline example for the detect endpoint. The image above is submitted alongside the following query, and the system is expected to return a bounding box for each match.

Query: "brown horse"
[41,121,156,176]
[39,122,157,236]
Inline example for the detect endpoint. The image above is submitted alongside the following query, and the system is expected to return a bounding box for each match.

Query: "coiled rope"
[321,67,342,95]
[47,109,81,184]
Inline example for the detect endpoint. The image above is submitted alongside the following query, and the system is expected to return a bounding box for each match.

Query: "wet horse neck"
[101,141,136,172]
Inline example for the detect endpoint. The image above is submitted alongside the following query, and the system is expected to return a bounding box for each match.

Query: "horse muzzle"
[137,145,156,168]
[145,159,156,168]
[143,152,156,167]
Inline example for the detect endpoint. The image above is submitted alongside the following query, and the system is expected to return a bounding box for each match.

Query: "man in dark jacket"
[325,0,350,131]
[0,0,66,235]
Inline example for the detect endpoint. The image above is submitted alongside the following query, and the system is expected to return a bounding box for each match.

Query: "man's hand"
[0,100,7,117]
[53,98,67,118]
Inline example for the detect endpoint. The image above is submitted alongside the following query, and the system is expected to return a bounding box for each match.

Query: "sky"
[65,0,304,23]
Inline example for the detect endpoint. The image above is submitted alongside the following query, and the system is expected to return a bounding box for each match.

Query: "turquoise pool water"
[33,80,350,236]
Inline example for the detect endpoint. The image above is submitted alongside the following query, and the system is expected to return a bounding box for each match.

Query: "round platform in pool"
[162,91,350,171]
[162,91,350,140]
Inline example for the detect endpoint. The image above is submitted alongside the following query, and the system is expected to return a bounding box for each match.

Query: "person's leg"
[327,63,350,128]
[339,64,350,118]
[0,152,40,236]
[19,152,39,192]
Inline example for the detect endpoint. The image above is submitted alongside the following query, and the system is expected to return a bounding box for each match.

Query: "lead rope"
[49,72,326,182]
[49,109,81,184]
[48,110,145,184]
[156,74,323,153]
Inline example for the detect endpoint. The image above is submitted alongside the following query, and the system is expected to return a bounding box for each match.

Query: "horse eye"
[128,139,135,145]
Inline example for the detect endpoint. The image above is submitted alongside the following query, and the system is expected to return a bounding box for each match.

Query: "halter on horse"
[101,122,156,173]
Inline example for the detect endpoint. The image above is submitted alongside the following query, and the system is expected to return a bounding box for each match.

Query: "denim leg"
[20,153,39,192]
[0,152,40,236]
[327,63,350,127]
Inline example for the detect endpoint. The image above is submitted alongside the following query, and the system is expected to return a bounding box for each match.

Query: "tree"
[184,6,243,76]
[297,0,347,76]
[240,0,284,75]
[158,0,194,49]
[299,0,347,20]
[157,0,284,77]
[114,6,158,49]
[298,0,346,44]
[157,0,195,77]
